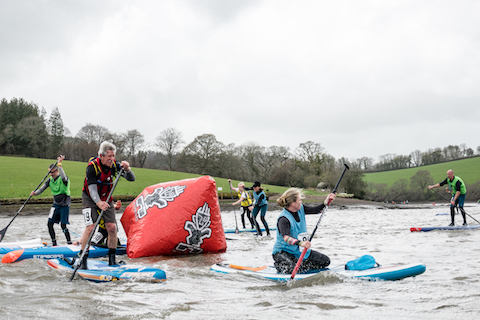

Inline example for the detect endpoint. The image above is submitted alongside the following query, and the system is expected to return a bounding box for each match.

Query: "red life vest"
[82,157,118,202]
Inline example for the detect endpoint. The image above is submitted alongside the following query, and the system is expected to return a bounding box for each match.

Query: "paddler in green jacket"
[428,169,467,226]
[30,155,72,246]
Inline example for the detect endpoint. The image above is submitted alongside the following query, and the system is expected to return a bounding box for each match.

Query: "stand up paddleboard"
[0,238,45,254]
[1,244,126,263]
[47,258,166,283]
[411,224,480,232]
[211,261,426,282]
[224,227,276,234]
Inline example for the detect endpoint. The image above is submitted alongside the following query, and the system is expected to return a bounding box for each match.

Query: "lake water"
[1,203,480,320]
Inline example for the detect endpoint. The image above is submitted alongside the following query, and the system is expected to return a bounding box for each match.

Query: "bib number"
[297,232,309,242]
[82,208,94,226]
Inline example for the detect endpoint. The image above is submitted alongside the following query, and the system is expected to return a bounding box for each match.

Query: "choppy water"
[1,203,480,320]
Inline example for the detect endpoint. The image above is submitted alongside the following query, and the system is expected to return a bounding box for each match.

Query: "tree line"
[2,97,479,201]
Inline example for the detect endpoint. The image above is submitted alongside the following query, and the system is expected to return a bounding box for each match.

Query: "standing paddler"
[428,169,467,226]
[30,155,72,246]
[77,141,135,269]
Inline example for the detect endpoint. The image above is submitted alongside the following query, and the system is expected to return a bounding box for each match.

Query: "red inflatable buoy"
[120,176,227,258]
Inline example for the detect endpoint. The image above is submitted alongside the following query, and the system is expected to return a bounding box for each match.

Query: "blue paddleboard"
[224,227,276,234]
[211,261,426,282]
[47,258,166,283]
[1,244,126,263]
[411,224,480,232]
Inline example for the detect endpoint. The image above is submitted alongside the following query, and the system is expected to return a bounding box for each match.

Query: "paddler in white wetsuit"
[272,188,335,274]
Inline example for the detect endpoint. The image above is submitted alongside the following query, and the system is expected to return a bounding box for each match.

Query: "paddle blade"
[1,249,25,263]
[0,228,7,242]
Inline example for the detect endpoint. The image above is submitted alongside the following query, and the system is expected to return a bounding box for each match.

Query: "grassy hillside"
[363,156,480,187]
[0,156,291,200]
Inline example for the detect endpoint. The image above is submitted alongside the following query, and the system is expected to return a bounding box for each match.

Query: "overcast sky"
[2,0,479,162]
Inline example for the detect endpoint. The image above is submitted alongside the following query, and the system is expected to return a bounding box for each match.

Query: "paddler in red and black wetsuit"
[77,141,135,269]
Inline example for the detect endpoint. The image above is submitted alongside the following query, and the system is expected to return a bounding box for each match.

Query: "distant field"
[0,156,291,200]
[364,156,480,187]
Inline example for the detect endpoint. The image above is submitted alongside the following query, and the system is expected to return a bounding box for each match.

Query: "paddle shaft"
[69,167,125,281]
[290,164,349,280]
[0,161,59,242]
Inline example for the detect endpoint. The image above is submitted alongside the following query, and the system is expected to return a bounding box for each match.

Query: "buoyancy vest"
[448,176,467,195]
[238,190,252,207]
[49,175,70,196]
[253,190,268,207]
[272,205,311,259]
[82,157,119,202]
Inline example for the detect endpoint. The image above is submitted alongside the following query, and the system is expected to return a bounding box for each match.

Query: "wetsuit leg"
[273,251,297,274]
[251,207,262,236]
[459,207,467,224]
[450,206,455,225]
[240,208,246,229]
[260,205,270,236]
[61,223,72,244]
[47,221,56,245]
[304,250,330,269]
[246,208,255,229]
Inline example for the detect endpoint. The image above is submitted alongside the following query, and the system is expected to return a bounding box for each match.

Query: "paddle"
[0,160,59,242]
[69,167,125,281]
[230,190,240,234]
[430,188,480,224]
[290,163,349,280]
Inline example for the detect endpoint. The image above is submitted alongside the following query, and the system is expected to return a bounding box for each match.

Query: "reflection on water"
[1,204,480,319]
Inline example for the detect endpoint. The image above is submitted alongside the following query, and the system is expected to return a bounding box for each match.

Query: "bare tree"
[124,129,145,167]
[76,123,112,145]
[180,133,224,175]
[155,128,184,170]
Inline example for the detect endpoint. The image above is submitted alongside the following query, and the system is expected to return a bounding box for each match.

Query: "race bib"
[297,232,309,242]
[82,208,94,226]
[48,207,55,219]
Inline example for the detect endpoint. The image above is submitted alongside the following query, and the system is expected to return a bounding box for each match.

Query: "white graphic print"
[134,185,186,220]
[175,202,213,254]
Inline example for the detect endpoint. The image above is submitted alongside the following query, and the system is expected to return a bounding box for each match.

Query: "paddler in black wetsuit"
[272,188,335,274]
[429,169,467,226]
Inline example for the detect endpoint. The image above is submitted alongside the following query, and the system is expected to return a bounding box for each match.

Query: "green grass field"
[0,156,291,200]
[364,156,480,187]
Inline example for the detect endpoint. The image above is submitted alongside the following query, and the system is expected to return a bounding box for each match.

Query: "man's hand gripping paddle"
[290,164,350,280]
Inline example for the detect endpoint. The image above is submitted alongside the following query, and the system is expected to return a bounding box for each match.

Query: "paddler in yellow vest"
[30,155,72,246]
[428,169,467,226]
[228,179,255,229]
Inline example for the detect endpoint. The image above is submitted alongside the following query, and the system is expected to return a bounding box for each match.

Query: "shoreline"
[0,196,466,217]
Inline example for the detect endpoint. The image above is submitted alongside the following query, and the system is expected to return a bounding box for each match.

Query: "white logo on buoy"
[134,185,186,220]
[175,202,212,254]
